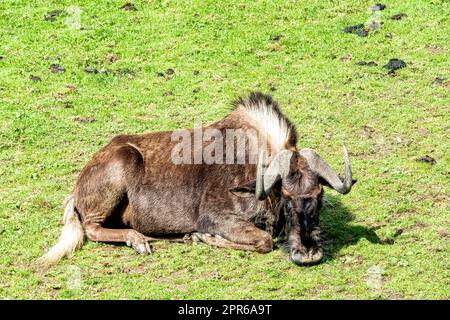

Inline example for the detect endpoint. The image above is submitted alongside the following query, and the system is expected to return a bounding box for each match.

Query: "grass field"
[0,0,449,299]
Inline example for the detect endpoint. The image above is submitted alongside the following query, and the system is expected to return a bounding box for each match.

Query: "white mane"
[234,93,295,153]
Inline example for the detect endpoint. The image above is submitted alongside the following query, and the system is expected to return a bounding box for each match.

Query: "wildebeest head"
[260,146,354,265]
[231,146,354,266]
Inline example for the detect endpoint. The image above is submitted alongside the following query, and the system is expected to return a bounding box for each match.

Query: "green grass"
[0,0,449,299]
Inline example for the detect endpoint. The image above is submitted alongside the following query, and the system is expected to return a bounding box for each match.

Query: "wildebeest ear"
[229,180,256,198]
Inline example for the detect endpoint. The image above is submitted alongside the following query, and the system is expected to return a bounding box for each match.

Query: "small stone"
[416,155,436,165]
[30,75,42,82]
[44,10,64,22]
[121,3,137,11]
[356,29,369,37]
[50,64,65,73]
[356,61,377,66]
[166,68,174,75]
[193,70,199,76]
[370,3,386,11]
[391,13,407,21]
[271,34,283,41]
[385,32,393,39]
[383,59,407,70]
[84,68,99,74]
[343,23,364,34]
[394,229,403,237]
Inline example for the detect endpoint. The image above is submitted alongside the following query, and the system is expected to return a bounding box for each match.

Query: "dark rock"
[166,68,174,75]
[44,10,64,21]
[121,3,137,11]
[50,64,65,73]
[193,70,199,76]
[84,68,99,74]
[156,72,165,78]
[393,229,403,237]
[356,61,377,66]
[384,59,406,70]
[271,35,283,41]
[30,75,42,82]
[356,29,369,37]
[391,13,407,20]
[342,24,370,37]
[343,23,364,34]
[416,155,436,165]
[370,3,386,11]
[0,56,4,60]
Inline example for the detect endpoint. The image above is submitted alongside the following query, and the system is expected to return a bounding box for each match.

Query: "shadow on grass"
[319,194,383,262]
[99,194,383,265]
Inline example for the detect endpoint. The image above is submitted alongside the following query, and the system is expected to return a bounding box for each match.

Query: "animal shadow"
[319,194,382,262]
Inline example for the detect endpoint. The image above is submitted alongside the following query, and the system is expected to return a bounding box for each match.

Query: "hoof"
[134,242,152,254]
[191,232,212,244]
[126,231,152,254]
[289,247,323,266]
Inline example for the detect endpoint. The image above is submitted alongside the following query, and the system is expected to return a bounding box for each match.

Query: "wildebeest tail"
[36,195,84,270]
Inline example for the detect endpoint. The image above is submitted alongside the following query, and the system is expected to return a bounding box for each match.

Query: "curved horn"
[300,145,353,194]
[255,149,294,200]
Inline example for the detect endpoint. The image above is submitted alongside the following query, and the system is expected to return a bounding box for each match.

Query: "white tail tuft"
[36,195,84,270]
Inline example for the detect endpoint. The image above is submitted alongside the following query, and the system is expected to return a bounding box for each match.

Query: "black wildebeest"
[38,92,354,268]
